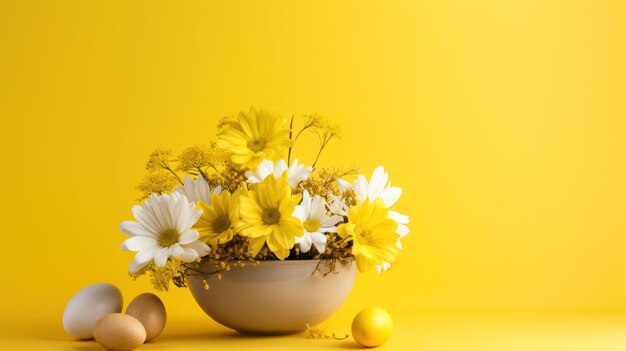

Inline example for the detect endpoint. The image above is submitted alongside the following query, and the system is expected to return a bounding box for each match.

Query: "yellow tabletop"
[3,310,626,351]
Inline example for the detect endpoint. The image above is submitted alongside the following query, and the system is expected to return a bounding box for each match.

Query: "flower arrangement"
[120,107,409,291]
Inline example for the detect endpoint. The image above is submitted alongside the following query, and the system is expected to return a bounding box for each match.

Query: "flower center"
[247,138,266,152]
[303,219,321,232]
[357,230,371,245]
[262,208,281,225]
[213,216,231,233]
[157,228,180,247]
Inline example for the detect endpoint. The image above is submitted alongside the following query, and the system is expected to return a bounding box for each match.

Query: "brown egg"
[126,293,167,341]
[93,313,146,351]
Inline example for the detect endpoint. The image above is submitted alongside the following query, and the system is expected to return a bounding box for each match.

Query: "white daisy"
[120,192,211,273]
[354,166,402,207]
[353,166,410,272]
[294,190,342,253]
[245,159,312,188]
[174,175,222,204]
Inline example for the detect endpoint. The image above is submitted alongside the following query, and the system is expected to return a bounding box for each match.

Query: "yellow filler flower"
[217,107,291,170]
[237,174,304,259]
[337,198,399,272]
[195,190,240,246]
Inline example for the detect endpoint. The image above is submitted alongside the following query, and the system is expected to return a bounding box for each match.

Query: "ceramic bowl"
[188,259,356,335]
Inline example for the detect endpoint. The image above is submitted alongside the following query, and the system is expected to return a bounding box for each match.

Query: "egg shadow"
[69,343,105,351]
[29,338,105,351]
[338,340,364,349]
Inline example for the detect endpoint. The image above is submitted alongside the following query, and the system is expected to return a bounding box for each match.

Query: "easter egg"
[126,293,167,341]
[351,307,393,347]
[62,283,123,339]
[93,313,146,351]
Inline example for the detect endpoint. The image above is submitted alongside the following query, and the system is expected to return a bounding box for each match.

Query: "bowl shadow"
[158,328,302,342]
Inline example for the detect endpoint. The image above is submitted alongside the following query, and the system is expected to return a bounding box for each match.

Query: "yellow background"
[1,1,626,350]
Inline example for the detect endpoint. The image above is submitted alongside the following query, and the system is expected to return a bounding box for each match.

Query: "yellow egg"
[126,293,167,341]
[93,313,146,351]
[351,307,393,347]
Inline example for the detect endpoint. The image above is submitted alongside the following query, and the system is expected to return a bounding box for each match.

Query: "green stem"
[288,118,317,165]
[311,141,329,169]
[293,125,311,142]
[197,167,208,180]
[288,115,295,165]
[162,163,183,185]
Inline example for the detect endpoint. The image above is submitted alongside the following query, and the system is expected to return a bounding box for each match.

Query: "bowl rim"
[209,258,355,267]
[247,258,329,267]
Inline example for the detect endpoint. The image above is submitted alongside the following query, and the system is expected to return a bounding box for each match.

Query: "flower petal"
[353,175,369,202]
[396,224,409,237]
[121,236,157,251]
[128,257,150,274]
[311,232,328,253]
[179,230,200,245]
[131,205,162,234]
[119,221,156,237]
[171,243,184,257]
[369,166,389,198]
[388,210,409,224]
[128,247,159,273]
[179,248,199,262]
[154,248,170,267]
[183,240,211,257]
[381,187,402,207]
[292,205,306,222]
[297,233,313,253]
[337,178,352,191]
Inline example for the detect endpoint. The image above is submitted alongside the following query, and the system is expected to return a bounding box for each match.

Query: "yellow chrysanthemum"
[216,107,291,170]
[195,190,240,246]
[237,174,304,259]
[337,198,399,272]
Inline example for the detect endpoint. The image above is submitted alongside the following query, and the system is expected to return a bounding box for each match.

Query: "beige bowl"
[188,259,357,335]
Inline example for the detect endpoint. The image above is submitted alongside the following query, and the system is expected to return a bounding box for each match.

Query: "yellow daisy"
[237,174,304,259]
[217,107,291,170]
[338,198,399,272]
[195,190,240,246]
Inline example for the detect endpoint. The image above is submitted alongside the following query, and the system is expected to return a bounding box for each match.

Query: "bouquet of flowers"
[119,108,409,291]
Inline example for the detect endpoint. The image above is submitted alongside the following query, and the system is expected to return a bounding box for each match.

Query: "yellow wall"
[1,0,626,323]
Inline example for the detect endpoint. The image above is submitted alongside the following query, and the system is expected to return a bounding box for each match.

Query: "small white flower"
[245,159,312,188]
[337,178,352,191]
[120,192,211,273]
[294,190,343,253]
[353,166,410,272]
[175,176,222,204]
[327,193,349,217]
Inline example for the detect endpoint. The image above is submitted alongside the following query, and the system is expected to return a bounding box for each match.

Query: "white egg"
[62,282,123,339]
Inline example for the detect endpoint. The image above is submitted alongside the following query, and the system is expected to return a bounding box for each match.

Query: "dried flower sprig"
[305,323,349,340]
[145,147,183,185]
